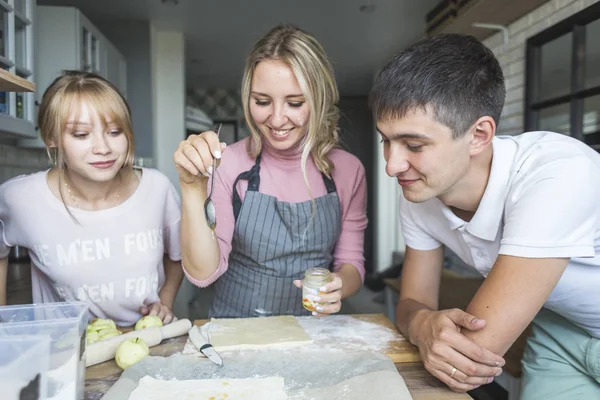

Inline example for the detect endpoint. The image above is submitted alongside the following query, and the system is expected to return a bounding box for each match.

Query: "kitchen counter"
[85,315,471,400]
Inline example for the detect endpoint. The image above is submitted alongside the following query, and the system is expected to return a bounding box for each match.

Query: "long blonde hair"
[37,70,135,218]
[241,25,340,189]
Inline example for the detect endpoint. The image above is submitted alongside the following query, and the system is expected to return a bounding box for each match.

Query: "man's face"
[377,108,473,203]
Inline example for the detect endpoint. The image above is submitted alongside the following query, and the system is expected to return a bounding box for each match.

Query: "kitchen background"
[2,1,600,398]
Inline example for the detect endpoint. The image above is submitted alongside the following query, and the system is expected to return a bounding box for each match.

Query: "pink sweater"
[183,137,368,287]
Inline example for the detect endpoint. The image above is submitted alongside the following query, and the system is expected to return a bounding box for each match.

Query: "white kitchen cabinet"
[0,0,36,139]
[20,5,126,147]
[105,40,127,98]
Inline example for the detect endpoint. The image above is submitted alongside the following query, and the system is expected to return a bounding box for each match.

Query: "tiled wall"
[484,0,600,136]
[0,144,50,184]
[187,88,243,120]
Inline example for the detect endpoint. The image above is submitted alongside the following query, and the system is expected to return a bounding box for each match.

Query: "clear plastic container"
[0,335,51,400]
[0,301,89,400]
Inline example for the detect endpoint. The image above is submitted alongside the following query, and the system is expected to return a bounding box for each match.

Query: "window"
[0,0,33,125]
[525,2,600,150]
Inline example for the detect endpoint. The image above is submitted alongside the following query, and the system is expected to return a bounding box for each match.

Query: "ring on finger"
[450,367,457,379]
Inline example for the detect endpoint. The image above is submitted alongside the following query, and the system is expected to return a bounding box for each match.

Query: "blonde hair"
[37,70,135,218]
[241,25,340,187]
[38,70,135,170]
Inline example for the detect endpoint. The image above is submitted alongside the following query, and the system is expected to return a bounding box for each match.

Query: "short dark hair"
[368,34,505,138]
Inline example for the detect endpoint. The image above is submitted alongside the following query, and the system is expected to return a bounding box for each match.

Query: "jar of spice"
[302,267,333,312]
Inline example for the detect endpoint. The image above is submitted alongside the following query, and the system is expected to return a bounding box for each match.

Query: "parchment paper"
[101,350,412,400]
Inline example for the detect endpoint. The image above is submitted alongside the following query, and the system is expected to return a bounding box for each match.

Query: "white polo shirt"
[399,131,600,338]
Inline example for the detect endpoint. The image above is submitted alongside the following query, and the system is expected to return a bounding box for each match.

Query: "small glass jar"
[302,267,333,312]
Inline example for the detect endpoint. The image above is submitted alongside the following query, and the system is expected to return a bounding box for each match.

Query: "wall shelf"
[428,0,550,40]
[0,69,36,92]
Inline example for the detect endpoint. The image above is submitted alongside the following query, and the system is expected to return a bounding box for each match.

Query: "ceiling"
[37,0,439,95]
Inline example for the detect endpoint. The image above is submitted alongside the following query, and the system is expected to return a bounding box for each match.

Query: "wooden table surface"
[85,315,471,399]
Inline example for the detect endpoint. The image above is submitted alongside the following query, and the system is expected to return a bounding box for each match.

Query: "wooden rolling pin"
[85,318,192,367]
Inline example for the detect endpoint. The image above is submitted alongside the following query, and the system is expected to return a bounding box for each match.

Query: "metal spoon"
[204,124,222,230]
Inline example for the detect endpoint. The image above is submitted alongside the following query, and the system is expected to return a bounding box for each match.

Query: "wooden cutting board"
[194,313,420,363]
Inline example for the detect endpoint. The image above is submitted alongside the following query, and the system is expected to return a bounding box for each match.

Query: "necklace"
[63,173,122,209]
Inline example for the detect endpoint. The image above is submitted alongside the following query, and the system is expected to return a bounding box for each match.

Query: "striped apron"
[210,153,342,318]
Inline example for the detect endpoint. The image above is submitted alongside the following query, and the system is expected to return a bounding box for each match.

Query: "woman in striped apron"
[174,25,368,318]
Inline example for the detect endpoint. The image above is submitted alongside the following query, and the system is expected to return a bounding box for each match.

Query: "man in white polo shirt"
[369,33,600,399]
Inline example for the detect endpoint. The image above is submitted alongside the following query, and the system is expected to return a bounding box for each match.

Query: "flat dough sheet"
[127,371,411,400]
[128,376,287,400]
[208,316,313,351]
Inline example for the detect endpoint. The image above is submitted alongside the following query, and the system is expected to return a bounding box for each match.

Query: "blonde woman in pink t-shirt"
[0,71,183,327]
[174,25,368,318]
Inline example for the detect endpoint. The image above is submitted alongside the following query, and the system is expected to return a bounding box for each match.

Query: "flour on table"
[288,370,413,400]
[296,315,405,352]
[208,316,313,351]
[128,376,287,400]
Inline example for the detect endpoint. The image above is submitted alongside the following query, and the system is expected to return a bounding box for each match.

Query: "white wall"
[484,0,600,136]
[150,23,186,188]
[148,23,194,319]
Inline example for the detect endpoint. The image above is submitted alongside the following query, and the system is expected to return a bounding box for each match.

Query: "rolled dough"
[208,316,313,351]
[128,376,287,400]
